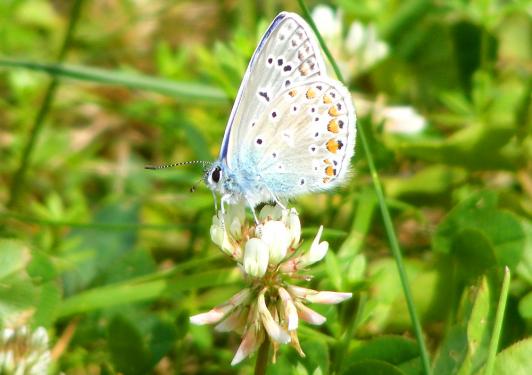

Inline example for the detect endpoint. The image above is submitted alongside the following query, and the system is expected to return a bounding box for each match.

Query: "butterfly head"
[204,161,225,192]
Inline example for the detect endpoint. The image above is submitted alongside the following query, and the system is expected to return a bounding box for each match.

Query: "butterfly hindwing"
[233,78,356,199]
[221,12,327,165]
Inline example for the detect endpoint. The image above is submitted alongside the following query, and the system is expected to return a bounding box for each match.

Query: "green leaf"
[517,291,532,320]
[325,249,344,291]
[342,359,407,375]
[433,325,469,375]
[147,319,177,368]
[516,219,532,284]
[346,336,419,367]
[32,281,61,328]
[108,315,150,375]
[58,268,238,317]
[298,337,330,375]
[466,276,493,372]
[62,201,140,295]
[433,276,494,375]
[27,250,57,282]
[268,337,330,375]
[388,122,517,170]
[474,338,532,375]
[434,191,525,270]
[384,165,467,201]
[0,274,37,326]
[338,187,376,258]
[0,239,31,280]
[451,229,498,279]
[346,254,367,285]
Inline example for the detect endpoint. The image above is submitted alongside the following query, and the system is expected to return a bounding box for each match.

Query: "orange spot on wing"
[328,106,339,117]
[327,119,339,133]
[323,95,332,104]
[288,89,297,97]
[326,139,339,153]
[325,166,335,176]
[306,88,316,99]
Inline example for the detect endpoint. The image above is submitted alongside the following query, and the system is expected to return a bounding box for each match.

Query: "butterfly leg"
[212,191,218,212]
[244,196,260,224]
[219,194,232,230]
[264,185,286,210]
[274,197,287,210]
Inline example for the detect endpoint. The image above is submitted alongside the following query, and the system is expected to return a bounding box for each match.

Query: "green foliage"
[0,0,530,374]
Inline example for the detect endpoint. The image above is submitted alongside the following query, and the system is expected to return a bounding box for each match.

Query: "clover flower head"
[0,326,51,375]
[192,203,352,365]
[379,106,427,135]
[348,93,427,136]
[311,5,389,80]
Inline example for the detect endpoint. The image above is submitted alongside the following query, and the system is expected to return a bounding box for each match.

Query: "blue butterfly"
[149,12,356,221]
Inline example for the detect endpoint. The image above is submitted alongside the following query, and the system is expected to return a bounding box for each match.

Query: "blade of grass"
[1,210,197,231]
[358,115,432,375]
[297,1,432,374]
[7,0,85,209]
[0,58,228,104]
[484,266,511,375]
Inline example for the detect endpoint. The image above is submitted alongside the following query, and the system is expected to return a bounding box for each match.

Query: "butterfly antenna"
[145,160,211,170]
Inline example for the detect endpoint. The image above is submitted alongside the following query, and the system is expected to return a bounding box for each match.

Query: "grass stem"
[7,0,85,208]
[485,266,511,375]
[297,1,432,373]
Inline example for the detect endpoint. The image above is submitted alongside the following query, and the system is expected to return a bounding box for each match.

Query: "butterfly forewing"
[235,79,356,198]
[222,12,327,165]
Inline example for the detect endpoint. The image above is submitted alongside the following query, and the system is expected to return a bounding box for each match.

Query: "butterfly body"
[204,12,356,212]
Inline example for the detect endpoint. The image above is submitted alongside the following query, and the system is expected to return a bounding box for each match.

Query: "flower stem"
[254,337,270,375]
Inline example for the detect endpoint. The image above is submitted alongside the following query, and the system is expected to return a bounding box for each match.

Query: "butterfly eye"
[211,167,222,183]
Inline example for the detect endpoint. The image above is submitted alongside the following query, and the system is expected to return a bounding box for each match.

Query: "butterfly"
[148,12,356,221]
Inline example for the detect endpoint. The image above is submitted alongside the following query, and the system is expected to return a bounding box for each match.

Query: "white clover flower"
[260,221,290,264]
[379,106,427,135]
[311,5,342,39]
[311,5,389,80]
[0,326,51,375]
[194,204,352,365]
[345,21,389,72]
[282,208,301,247]
[210,202,247,259]
[243,238,269,277]
[349,93,428,136]
[259,204,283,221]
[298,225,329,267]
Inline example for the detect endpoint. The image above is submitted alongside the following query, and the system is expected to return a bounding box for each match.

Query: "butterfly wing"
[220,12,327,166]
[232,78,356,200]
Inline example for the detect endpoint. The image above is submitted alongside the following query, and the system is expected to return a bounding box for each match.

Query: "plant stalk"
[297,1,432,374]
[255,337,270,375]
[485,266,511,375]
[7,0,85,208]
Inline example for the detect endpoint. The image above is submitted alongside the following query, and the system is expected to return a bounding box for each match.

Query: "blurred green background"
[0,0,530,374]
